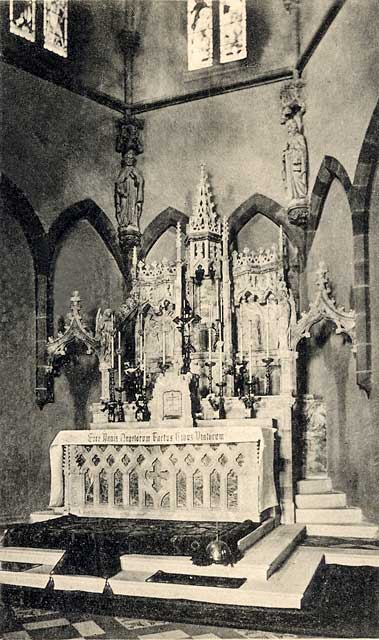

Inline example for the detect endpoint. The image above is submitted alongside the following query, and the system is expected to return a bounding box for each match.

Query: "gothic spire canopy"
[188,164,221,237]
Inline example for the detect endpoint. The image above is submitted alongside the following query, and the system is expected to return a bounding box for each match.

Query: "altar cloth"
[3,516,258,578]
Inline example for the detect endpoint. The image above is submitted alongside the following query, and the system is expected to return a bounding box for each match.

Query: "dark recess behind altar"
[0,0,379,523]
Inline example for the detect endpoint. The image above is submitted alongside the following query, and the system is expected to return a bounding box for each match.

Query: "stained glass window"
[219,0,247,64]
[9,0,36,42]
[187,0,213,71]
[43,0,68,57]
[187,0,247,71]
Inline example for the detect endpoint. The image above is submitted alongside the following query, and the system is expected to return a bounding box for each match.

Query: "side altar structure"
[1,166,363,615]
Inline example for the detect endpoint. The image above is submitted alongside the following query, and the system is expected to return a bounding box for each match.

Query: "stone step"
[296,507,363,525]
[312,546,379,567]
[0,564,55,589]
[297,478,332,494]
[29,510,64,524]
[295,492,347,509]
[111,547,324,610]
[305,522,379,539]
[0,547,64,565]
[120,524,306,582]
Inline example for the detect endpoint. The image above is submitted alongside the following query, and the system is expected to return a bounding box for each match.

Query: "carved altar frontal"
[50,421,277,523]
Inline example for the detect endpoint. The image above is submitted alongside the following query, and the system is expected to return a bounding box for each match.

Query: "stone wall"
[1,0,379,522]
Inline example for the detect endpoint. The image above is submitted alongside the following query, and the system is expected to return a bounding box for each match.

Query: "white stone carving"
[47,291,99,369]
[291,263,356,350]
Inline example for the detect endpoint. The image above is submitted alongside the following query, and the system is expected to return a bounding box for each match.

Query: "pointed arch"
[142,207,189,257]
[228,193,304,259]
[306,154,371,394]
[307,155,354,254]
[349,99,379,395]
[0,174,50,407]
[0,174,49,274]
[48,199,126,279]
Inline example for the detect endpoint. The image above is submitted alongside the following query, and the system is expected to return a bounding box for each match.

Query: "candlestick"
[249,320,253,381]
[143,353,147,387]
[162,322,166,366]
[266,303,270,358]
[117,331,122,387]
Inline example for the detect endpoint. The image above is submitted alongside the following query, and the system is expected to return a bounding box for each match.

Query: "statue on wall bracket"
[280,79,309,226]
[115,113,145,257]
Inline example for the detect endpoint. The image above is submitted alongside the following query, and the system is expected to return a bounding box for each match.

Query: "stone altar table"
[48,420,277,523]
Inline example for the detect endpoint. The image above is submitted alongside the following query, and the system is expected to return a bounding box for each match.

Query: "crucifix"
[173,300,200,374]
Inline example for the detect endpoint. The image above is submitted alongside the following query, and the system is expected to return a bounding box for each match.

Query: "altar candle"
[162,323,166,366]
[111,314,115,369]
[219,339,223,383]
[266,303,270,357]
[139,315,143,362]
[118,331,122,387]
[143,353,147,387]
[208,306,213,363]
[249,320,253,380]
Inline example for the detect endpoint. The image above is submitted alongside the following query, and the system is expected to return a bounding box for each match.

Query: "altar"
[48,421,277,523]
[1,165,360,621]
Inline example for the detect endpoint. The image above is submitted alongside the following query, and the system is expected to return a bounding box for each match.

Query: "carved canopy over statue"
[115,150,144,231]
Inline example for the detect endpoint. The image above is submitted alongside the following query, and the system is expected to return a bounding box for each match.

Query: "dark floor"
[0,605,301,640]
[1,563,379,640]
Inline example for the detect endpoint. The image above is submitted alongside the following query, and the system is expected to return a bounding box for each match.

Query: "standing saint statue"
[115,150,144,231]
[277,297,291,351]
[282,118,308,205]
[95,308,114,366]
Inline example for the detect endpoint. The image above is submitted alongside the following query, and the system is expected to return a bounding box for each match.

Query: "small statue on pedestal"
[115,149,144,240]
[282,118,308,207]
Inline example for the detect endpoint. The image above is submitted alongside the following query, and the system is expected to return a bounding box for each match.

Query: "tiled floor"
[1,607,299,640]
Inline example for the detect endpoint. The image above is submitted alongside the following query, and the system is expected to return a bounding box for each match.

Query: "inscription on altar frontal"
[87,430,226,445]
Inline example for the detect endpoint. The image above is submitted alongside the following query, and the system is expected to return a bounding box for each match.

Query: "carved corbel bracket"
[282,0,300,13]
[46,291,100,377]
[115,114,144,159]
[291,262,356,350]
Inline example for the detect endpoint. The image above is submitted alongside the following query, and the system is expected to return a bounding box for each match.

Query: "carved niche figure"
[115,150,144,231]
[95,308,114,365]
[277,297,291,351]
[282,118,308,204]
[248,311,263,351]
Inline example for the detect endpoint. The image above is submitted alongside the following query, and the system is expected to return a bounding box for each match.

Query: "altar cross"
[146,459,169,492]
